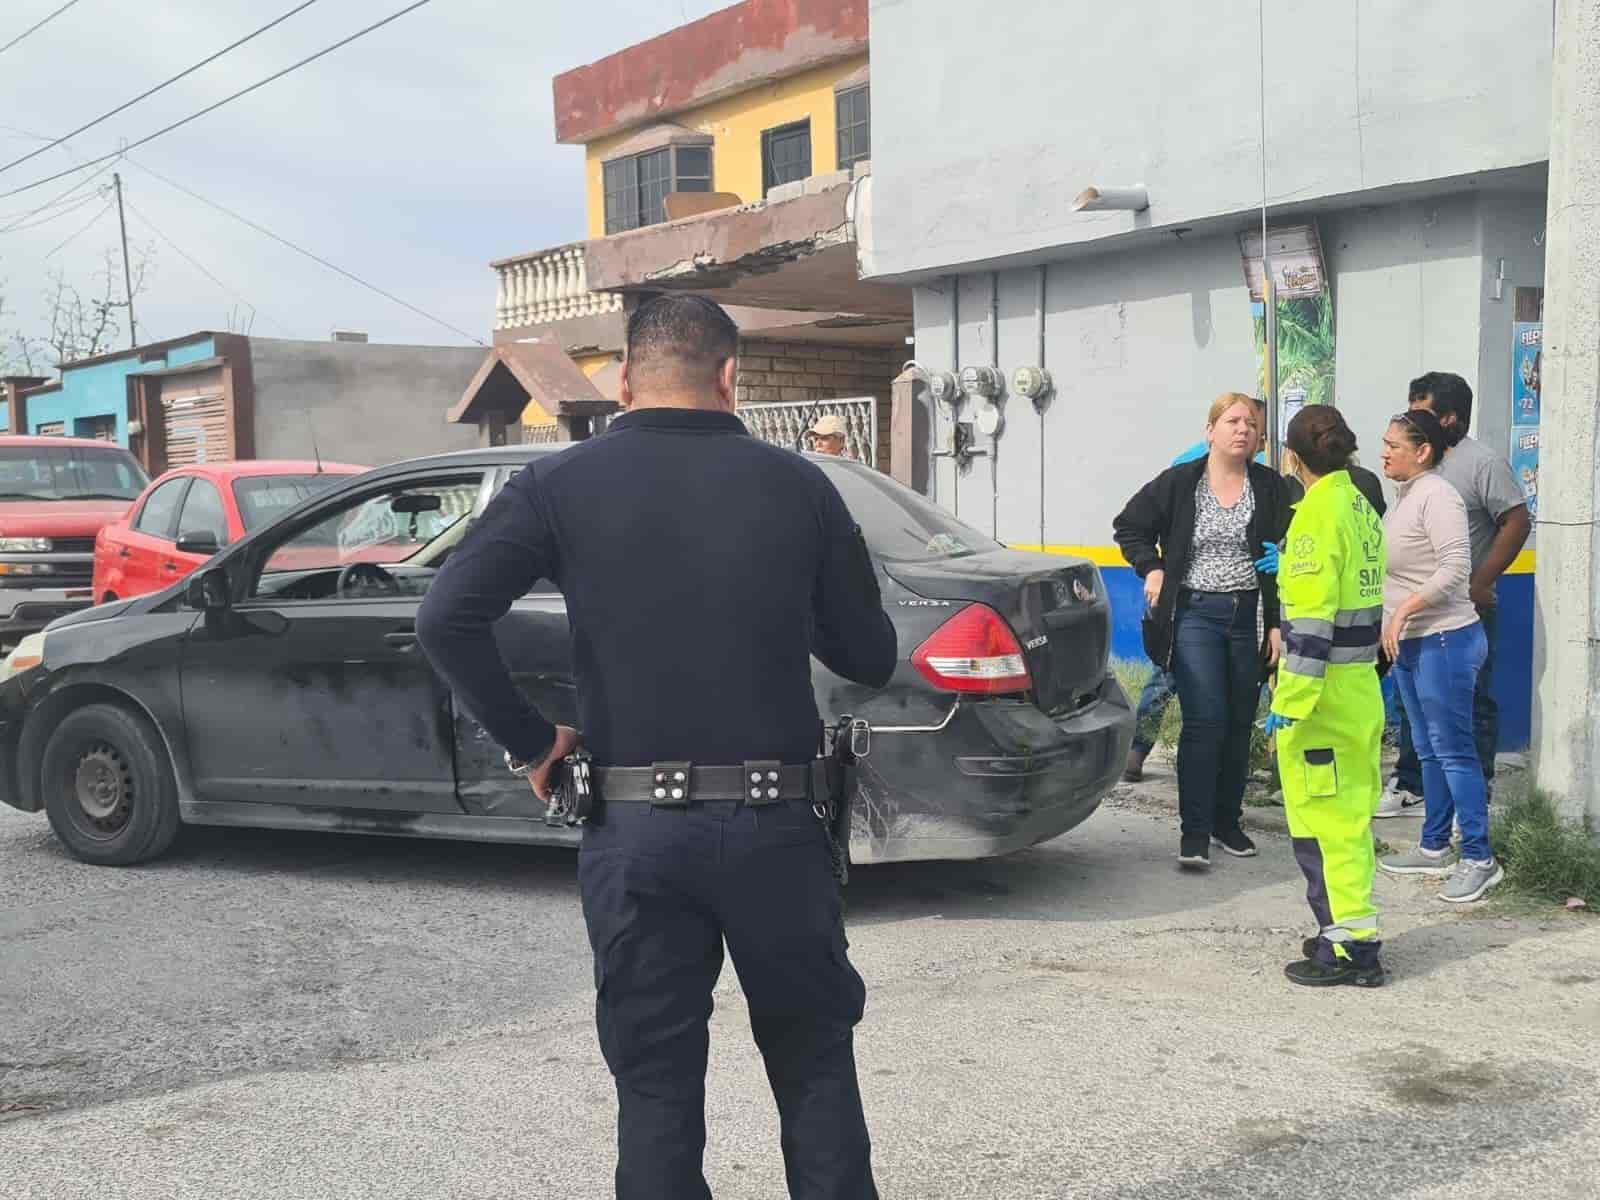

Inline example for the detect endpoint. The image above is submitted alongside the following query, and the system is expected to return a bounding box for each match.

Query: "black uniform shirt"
[416,408,898,768]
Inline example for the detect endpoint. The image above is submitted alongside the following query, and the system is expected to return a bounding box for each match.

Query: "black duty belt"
[594,761,815,806]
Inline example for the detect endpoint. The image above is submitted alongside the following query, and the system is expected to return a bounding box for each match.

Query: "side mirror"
[185,567,230,612]
[175,530,221,556]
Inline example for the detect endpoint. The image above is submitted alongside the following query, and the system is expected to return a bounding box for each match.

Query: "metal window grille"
[521,424,561,445]
[738,397,877,467]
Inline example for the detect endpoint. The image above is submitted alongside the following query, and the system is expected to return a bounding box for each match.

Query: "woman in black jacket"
[1113,393,1293,868]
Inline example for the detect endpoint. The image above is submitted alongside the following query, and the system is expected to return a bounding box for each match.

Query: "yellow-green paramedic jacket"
[1274,470,1386,725]
[1272,470,1386,949]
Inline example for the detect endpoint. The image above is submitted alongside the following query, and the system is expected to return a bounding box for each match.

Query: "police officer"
[1263,405,1387,988]
[416,293,897,1199]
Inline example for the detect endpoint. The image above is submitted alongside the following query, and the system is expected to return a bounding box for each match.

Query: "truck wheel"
[41,703,181,866]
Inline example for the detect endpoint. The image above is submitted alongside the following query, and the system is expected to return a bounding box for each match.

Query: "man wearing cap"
[809,413,849,456]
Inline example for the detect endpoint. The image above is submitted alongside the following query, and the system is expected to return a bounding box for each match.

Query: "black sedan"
[0,446,1132,866]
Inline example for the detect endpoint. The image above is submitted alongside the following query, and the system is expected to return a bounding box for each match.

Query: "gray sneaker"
[1379,845,1457,877]
[1438,858,1505,904]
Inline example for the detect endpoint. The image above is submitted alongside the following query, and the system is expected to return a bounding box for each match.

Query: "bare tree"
[3,244,154,372]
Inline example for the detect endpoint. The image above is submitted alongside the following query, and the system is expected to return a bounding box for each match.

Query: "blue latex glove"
[1263,711,1295,737]
[1253,540,1280,575]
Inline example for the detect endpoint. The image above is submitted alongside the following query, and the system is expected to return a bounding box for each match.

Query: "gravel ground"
[3,769,1597,1199]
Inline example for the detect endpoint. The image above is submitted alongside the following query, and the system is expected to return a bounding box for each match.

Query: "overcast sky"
[0,0,730,359]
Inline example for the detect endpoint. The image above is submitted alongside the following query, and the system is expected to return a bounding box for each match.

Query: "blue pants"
[1171,590,1261,837]
[1393,604,1498,792]
[578,796,877,1200]
[1131,667,1176,755]
[1390,622,1491,861]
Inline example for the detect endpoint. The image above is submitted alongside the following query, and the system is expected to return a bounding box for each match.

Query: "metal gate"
[163,394,231,466]
[737,397,877,466]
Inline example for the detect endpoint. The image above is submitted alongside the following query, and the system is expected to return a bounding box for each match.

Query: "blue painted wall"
[1102,563,1535,752]
[25,338,216,445]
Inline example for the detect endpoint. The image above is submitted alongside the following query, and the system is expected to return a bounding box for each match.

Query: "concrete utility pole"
[1532,0,1600,824]
[113,172,137,349]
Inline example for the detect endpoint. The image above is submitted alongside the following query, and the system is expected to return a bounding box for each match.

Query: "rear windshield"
[0,443,148,501]
[817,459,1000,563]
[233,474,355,532]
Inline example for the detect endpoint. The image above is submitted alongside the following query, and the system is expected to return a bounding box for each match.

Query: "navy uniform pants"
[578,794,878,1200]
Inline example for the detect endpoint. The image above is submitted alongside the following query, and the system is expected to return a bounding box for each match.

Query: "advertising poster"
[1510,321,1541,517]
[1512,322,1541,427]
[1511,427,1539,519]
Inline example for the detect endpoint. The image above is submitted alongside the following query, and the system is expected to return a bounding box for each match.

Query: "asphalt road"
[3,782,1598,1199]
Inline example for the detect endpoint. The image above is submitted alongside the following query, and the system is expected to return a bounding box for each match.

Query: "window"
[0,444,147,502]
[762,120,811,195]
[233,474,352,533]
[603,144,714,234]
[177,479,229,546]
[259,477,484,583]
[835,85,870,171]
[817,459,1000,563]
[134,478,190,540]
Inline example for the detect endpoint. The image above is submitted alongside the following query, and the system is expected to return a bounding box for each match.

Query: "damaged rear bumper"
[850,674,1134,864]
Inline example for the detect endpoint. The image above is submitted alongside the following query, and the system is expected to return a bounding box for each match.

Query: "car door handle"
[384,631,418,648]
[118,547,130,558]
[163,561,180,572]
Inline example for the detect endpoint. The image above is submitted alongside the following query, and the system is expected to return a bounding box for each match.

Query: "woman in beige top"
[1375,408,1501,903]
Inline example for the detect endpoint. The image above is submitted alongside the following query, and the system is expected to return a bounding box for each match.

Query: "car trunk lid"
[884,548,1110,715]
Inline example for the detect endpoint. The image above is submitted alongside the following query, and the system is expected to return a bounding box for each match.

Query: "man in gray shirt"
[1379,372,1532,812]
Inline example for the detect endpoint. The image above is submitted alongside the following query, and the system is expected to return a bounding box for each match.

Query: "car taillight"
[910,603,1032,694]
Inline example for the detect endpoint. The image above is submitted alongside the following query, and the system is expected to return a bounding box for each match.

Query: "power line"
[0,0,85,58]
[0,0,433,202]
[0,185,104,233]
[131,159,485,345]
[123,196,292,336]
[0,156,118,233]
[1,1,323,176]
[43,196,113,258]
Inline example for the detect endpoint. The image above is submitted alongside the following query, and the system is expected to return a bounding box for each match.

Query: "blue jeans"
[1132,667,1176,755]
[1390,622,1491,861]
[1393,604,1498,793]
[1170,590,1261,837]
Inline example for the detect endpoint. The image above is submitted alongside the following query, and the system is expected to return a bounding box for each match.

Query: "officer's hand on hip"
[529,725,581,802]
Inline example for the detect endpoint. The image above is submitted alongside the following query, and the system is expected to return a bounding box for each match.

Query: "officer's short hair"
[625,294,739,384]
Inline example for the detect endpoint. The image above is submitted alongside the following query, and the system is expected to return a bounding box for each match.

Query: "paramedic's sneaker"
[1177,833,1211,869]
[1285,957,1386,988]
[1379,844,1457,877]
[1212,828,1258,857]
[1375,778,1424,818]
[1438,858,1505,904]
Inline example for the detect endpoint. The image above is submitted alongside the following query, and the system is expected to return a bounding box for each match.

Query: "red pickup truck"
[0,435,148,645]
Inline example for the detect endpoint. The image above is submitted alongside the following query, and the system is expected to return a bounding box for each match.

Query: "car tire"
[41,703,181,866]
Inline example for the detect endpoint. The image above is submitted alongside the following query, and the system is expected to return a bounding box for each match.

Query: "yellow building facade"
[581,55,870,240]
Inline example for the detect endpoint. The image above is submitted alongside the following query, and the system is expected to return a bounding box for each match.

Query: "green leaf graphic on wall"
[1258,292,1336,407]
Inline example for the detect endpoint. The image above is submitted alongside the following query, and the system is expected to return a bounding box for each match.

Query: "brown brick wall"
[735,339,904,473]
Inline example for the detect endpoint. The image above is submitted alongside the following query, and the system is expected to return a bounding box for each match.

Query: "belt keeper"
[742,760,783,805]
[650,761,692,806]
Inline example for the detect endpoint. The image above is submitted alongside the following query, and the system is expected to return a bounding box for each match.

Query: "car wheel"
[41,703,181,866]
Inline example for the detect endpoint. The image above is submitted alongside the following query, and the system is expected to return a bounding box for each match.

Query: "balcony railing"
[494,244,622,330]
